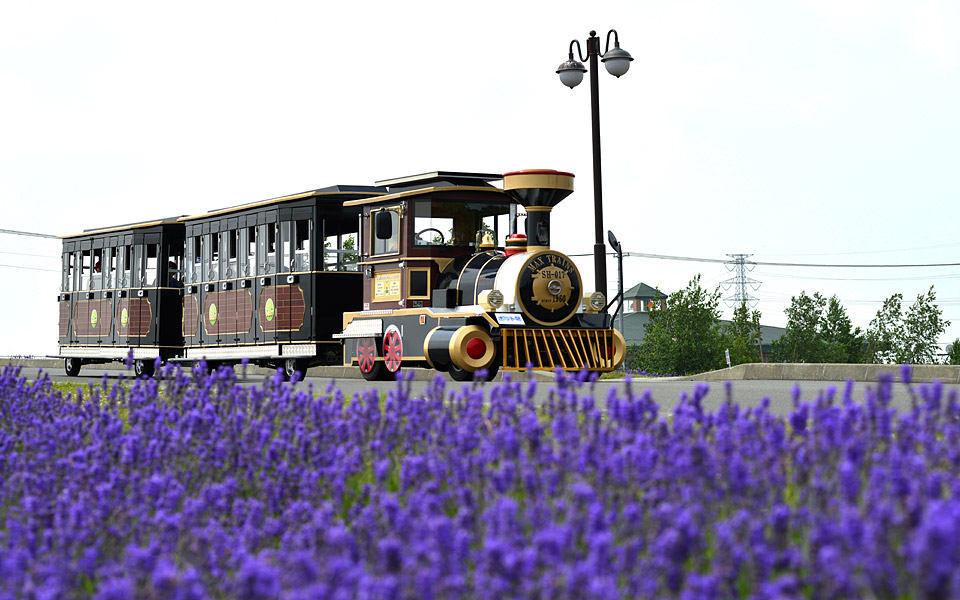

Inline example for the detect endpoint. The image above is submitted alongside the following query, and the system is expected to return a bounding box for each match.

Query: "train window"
[224,231,237,279]
[145,245,159,287]
[412,201,510,249]
[167,242,183,287]
[371,208,400,256]
[81,250,91,290]
[62,252,72,292]
[323,232,357,271]
[408,268,430,299]
[245,226,256,276]
[258,224,277,275]
[208,234,219,282]
[72,252,82,291]
[91,249,103,290]
[132,246,145,287]
[185,236,199,284]
[103,248,114,288]
[481,213,511,247]
[293,220,310,272]
[280,221,292,272]
[118,246,131,288]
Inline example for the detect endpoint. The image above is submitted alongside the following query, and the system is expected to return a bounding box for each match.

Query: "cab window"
[371,208,400,256]
[412,201,512,249]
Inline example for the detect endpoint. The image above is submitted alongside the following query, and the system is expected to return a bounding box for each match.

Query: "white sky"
[2,0,958,358]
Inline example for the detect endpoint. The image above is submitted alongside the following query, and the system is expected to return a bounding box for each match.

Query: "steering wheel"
[416,228,446,245]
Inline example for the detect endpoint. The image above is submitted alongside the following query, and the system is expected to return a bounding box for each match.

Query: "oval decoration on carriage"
[382,325,403,373]
[265,298,275,322]
[515,250,583,326]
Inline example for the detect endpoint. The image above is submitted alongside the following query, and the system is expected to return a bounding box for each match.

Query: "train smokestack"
[502,170,574,252]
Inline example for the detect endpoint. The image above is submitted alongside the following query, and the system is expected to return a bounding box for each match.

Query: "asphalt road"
[30,366,960,417]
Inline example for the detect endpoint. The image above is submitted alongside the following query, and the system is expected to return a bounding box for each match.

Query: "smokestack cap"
[502,170,575,207]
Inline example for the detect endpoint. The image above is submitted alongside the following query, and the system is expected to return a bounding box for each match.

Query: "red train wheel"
[383,325,403,373]
[358,337,384,381]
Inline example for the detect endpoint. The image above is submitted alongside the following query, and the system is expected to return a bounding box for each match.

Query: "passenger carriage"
[56,218,185,377]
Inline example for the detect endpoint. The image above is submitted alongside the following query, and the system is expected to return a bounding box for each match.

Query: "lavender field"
[1,362,959,599]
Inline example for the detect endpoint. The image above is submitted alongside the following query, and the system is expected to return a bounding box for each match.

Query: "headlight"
[479,289,504,310]
[587,291,606,312]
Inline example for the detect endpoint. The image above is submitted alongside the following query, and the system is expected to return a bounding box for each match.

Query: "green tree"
[947,338,960,365]
[771,292,828,362]
[902,286,950,364]
[866,293,904,363]
[723,302,762,365]
[821,295,866,363]
[867,286,950,364]
[634,275,725,376]
[772,293,865,363]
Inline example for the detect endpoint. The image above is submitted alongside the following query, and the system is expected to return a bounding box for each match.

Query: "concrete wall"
[688,363,960,384]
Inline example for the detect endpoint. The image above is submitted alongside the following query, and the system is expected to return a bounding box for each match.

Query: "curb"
[676,363,960,384]
[3,359,557,382]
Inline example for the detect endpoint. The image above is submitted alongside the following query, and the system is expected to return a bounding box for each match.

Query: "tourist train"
[56,169,625,380]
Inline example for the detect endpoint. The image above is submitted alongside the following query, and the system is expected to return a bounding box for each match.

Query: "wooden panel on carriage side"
[258,285,305,337]
[183,295,200,339]
[58,301,70,341]
[73,299,109,341]
[117,297,152,342]
[203,290,253,341]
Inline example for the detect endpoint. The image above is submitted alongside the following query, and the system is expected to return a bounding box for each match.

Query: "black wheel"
[64,357,81,377]
[284,358,308,381]
[134,359,155,378]
[448,362,475,382]
[482,359,500,382]
[449,359,499,382]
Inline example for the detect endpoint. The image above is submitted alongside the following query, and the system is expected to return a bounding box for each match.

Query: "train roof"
[342,185,510,207]
[334,169,509,207]
[180,184,387,222]
[375,171,503,190]
[58,216,186,239]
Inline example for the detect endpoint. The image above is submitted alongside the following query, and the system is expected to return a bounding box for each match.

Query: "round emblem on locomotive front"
[516,250,582,326]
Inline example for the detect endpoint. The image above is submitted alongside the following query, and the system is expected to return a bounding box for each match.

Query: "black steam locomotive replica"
[55,169,625,380]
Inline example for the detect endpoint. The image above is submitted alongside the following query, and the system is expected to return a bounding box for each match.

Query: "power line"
[571,250,960,269]
[0,250,60,259]
[0,228,57,239]
[753,271,960,282]
[764,241,960,258]
[0,264,59,273]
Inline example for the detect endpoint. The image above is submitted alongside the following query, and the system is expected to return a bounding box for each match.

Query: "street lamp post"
[557,29,633,303]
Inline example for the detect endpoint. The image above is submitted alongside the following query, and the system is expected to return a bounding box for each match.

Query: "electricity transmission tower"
[721,253,760,307]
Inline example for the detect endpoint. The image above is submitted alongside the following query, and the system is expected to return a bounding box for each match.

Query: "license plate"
[495,313,525,325]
